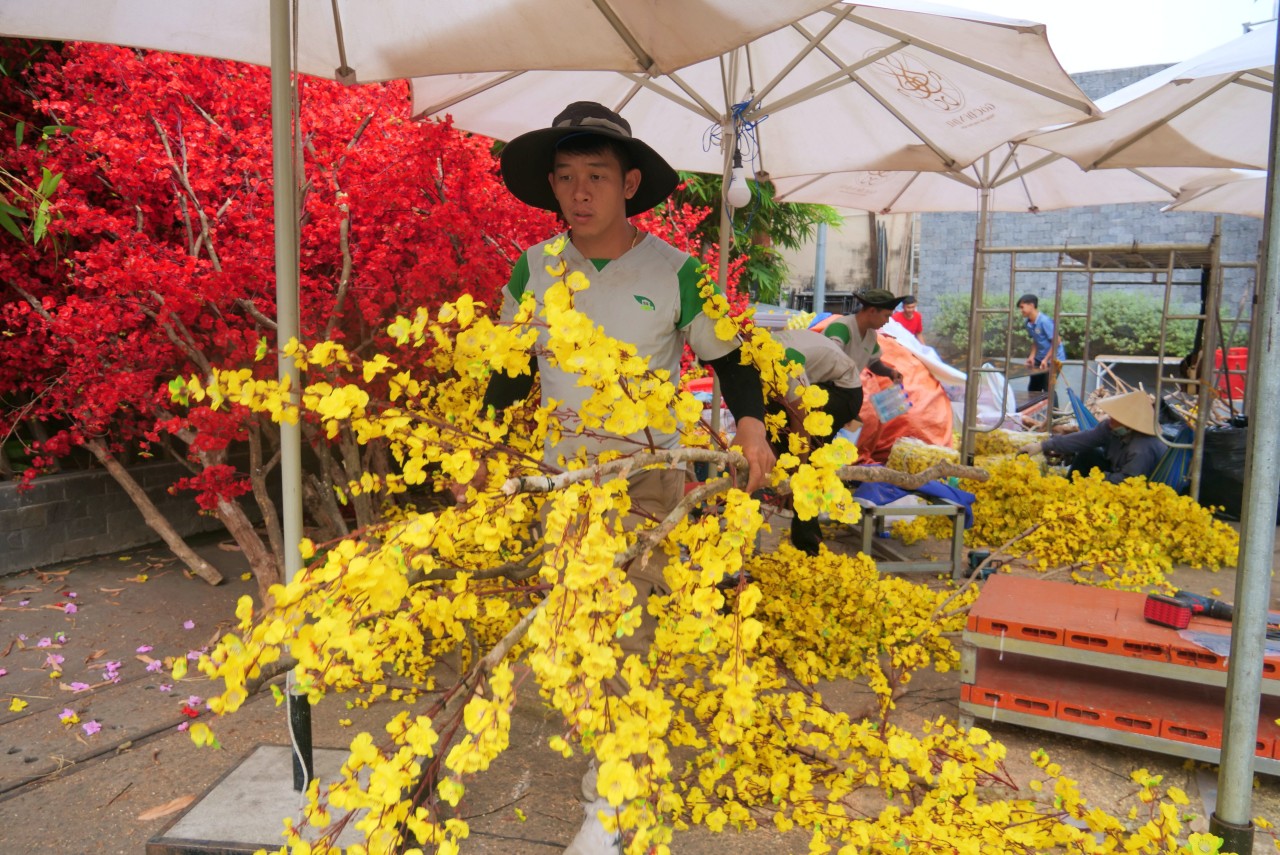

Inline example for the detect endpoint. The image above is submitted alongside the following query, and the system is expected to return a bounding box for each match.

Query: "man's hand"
[888,368,904,385]
[1018,442,1043,456]
[1025,354,1034,367]
[731,417,776,494]
[449,459,488,504]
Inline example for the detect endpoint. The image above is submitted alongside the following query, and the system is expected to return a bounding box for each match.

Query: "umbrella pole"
[271,0,310,791]
[270,0,304,581]
[960,186,991,463]
[1210,26,1280,855]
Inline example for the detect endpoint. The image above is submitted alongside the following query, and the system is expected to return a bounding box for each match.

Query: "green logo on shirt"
[634,295,656,311]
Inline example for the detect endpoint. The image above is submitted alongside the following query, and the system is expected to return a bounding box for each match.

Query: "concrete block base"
[146,745,365,854]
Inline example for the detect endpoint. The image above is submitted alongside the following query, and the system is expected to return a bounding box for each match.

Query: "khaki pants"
[542,468,684,654]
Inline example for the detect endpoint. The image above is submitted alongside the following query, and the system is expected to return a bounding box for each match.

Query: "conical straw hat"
[1097,391,1158,436]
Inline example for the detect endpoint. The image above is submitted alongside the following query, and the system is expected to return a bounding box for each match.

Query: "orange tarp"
[855,335,953,463]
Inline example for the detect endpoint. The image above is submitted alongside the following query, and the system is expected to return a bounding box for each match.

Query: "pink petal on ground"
[182,620,195,630]
[136,645,153,653]
[82,720,101,735]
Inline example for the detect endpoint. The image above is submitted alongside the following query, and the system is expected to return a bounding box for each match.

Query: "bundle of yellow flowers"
[886,436,960,474]
[897,457,1238,590]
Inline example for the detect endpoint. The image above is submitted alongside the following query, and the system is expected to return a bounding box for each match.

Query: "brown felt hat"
[500,101,678,217]
[1097,391,1159,436]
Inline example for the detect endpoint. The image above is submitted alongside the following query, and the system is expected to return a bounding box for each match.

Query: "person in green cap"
[821,288,906,388]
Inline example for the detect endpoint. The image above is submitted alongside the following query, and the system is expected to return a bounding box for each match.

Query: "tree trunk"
[83,438,224,585]
[247,422,285,572]
[194,446,281,600]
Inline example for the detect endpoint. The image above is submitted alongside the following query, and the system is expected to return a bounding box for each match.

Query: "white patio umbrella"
[1029,22,1276,171]
[411,1,1097,182]
[0,0,832,82]
[1,0,835,578]
[1163,169,1267,218]
[771,142,1211,212]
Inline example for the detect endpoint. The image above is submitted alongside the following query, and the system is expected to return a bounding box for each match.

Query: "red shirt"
[892,309,923,336]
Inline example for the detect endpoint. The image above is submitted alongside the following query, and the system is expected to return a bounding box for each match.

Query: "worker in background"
[1018,293,1066,404]
[822,288,905,386]
[769,329,863,555]
[1017,391,1165,483]
[891,294,925,344]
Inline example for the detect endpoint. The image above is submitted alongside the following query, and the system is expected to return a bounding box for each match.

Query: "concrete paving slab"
[147,745,366,854]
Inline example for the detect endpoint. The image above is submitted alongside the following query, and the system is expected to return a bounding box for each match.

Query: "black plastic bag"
[1199,425,1280,523]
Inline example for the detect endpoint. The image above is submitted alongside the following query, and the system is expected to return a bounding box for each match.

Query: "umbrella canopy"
[410,1,1097,178]
[0,0,833,82]
[771,142,1213,212]
[1163,169,1267,218]
[1029,22,1276,171]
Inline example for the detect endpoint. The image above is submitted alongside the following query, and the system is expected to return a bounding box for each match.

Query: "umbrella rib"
[1231,76,1273,95]
[619,70,720,120]
[416,71,528,118]
[773,173,823,201]
[745,5,857,113]
[1124,168,1180,197]
[592,0,658,73]
[849,14,1096,117]
[746,39,902,116]
[990,148,1060,188]
[1087,74,1246,169]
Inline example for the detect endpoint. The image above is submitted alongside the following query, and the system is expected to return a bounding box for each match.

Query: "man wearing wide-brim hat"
[1018,390,1166,483]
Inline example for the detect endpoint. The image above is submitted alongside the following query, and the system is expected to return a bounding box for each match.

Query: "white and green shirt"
[500,233,737,465]
[821,315,881,389]
[771,329,861,400]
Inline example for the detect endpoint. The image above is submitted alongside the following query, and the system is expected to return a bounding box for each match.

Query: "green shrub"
[929,291,1198,365]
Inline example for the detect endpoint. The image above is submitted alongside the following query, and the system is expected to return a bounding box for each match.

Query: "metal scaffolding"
[958,223,1260,501]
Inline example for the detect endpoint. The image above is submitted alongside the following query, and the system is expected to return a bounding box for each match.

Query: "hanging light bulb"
[724,148,752,209]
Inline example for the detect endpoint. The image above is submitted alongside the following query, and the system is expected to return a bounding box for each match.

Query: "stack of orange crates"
[962,575,1280,767]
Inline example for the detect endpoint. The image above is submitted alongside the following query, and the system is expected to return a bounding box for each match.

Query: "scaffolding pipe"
[960,186,992,463]
[1188,224,1224,501]
[1210,23,1280,853]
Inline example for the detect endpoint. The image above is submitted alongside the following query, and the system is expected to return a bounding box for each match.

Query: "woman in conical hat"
[1018,390,1166,483]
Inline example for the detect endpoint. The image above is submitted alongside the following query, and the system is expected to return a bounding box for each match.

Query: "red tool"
[1144,590,1280,631]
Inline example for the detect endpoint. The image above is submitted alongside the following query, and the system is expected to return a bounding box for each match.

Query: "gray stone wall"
[1,461,227,576]
[916,64,1264,340]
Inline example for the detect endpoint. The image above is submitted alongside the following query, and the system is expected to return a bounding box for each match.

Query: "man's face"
[548,148,640,243]
[902,303,916,318]
[1018,302,1036,320]
[863,307,894,330]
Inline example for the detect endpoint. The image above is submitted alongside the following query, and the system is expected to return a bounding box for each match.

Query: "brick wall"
[0,461,228,576]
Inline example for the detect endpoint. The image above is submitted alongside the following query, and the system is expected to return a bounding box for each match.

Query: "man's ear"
[623,167,642,200]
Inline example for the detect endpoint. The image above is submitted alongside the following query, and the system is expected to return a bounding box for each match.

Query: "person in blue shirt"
[1018,293,1066,401]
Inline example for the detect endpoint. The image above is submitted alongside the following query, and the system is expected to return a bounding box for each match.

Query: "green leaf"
[14,121,24,148]
[254,337,269,361]
[0,209,24,242]
[32,199,49,244]
[0,199,27,218]
[38,167,62,197]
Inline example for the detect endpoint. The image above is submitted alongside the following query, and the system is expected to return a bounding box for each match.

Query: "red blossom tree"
[0,42,737,594]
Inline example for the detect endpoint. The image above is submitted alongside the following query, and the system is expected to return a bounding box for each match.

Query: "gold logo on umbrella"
[871,52,965,113]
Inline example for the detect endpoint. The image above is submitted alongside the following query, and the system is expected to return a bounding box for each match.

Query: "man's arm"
[705,349,775,493]
[1040,420,1112,457]
[868,358,903,385]
[482,358,536,413]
